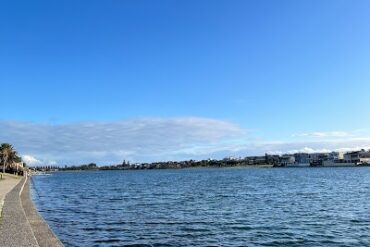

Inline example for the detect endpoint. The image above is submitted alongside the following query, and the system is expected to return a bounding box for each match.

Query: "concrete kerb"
[21,177,64,247]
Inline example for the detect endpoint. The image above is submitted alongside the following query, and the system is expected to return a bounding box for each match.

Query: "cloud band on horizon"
[1,118,370,166]
[0,117,245,165]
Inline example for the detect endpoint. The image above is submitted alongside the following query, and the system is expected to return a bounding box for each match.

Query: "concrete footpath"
[0,177,39,246]
[0,175,21,216]
[0,176,64,247]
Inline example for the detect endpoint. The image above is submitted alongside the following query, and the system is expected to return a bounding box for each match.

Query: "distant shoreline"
[32,150,370,172]
[36,164,274,173]
[32,164,370,174]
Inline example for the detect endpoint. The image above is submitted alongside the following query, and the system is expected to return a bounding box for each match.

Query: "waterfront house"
[12,161,24,171]
[0,161,24,174]
[294,153,310,164]
[344,150,370,164]
[328,151,344,161]
[308,153,330,165]
[265,154,280,165]
[279,155,295,166]
[245,156,266,165]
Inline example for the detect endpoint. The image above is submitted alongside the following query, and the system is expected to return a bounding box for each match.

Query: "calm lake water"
[31,167,370,247]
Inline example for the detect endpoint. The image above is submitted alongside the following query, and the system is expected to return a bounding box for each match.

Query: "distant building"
[279,155,295,166]
[0,161,24,174]
[12,161,24,171]
[265,154,280,165]
[246,156,266,165]
[344,150,370,164]
[294,153,310,164]
[309,153,329,162]
[328,151,344,161]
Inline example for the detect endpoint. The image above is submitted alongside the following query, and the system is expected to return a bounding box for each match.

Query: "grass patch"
[0,172,21,179]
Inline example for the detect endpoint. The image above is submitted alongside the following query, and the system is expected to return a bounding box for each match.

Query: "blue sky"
[1,0,370,165]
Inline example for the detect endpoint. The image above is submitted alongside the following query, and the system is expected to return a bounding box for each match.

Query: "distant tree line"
[35,157,273,172]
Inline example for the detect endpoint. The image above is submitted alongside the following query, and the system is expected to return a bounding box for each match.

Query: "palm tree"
[0,143,19,173]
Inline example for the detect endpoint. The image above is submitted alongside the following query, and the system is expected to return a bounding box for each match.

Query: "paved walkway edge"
[21,177,64,247]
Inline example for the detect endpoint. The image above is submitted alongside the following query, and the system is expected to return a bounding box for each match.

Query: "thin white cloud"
[293,131,353,138]
[256,139,370,156]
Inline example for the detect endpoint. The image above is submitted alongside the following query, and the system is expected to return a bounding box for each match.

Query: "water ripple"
[31,167,370,247]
